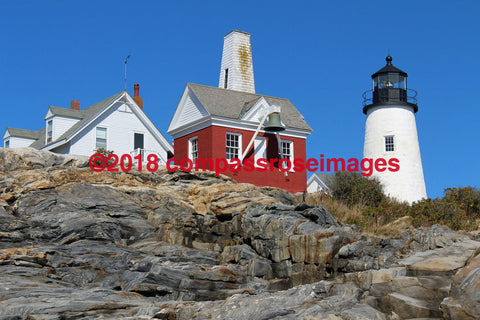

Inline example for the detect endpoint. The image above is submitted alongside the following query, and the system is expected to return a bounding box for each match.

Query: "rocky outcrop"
[441,252,480,319]
[0,148,479,319]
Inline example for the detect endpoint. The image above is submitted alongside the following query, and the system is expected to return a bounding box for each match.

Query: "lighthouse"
[362,55,427,203]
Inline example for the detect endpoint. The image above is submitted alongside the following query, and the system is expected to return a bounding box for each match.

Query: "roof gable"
[42,91,172,154]
[45,106,83,120]
[240,97,270,122]
[169,83,312,136]
[168,85,209,133]
[307,173,336,190]
[42,92,124,149]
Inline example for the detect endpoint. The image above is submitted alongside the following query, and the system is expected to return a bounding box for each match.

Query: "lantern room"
[363,55,418,114]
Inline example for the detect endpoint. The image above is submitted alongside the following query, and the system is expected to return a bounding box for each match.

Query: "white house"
[3,85,173,163]
[306,173,335,194]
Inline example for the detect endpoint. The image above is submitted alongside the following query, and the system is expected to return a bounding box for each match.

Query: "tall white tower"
[218,30,255,93]
[363,56,427,203]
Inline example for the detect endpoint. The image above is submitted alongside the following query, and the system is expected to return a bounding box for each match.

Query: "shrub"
[410,186,480,231]
[93,148,115,167]
[301,173,479,232]
[442,186,480,218]
[95,148,114,157]
[331,171,385,208]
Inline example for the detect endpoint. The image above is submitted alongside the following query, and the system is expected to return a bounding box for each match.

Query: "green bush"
[328,172,479,231]
[443,186,480,218]
[93,148,115,167]
[410,187,480,231]
[331,171,385,208]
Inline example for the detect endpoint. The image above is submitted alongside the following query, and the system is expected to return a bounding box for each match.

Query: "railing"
[362,88,417,106]
[130,148,166,164]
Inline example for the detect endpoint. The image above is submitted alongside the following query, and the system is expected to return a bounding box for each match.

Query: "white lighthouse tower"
[363,55,427,203]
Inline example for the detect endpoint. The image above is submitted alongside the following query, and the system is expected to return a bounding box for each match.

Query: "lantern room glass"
[373,74,406,91]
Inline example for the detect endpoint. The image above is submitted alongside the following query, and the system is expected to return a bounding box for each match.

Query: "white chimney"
[218,30,255,93]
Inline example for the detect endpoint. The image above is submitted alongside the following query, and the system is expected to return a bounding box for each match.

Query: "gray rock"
[441,253,480,319]
[1,148,479,319]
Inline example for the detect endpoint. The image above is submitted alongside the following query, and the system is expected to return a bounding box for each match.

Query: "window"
[224,68,229,89]
[226,133,241,160]
[5,140,9,148]
[189,137,198,160]
[46,120,53,143]
[281,140,294,170]
[96,127,107,149]
[385,136,394,152]
[281,141,292,160]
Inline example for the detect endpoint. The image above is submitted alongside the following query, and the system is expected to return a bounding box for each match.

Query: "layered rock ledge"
[0,148,479,319]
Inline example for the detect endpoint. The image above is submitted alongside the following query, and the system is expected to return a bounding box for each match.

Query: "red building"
[167,31,312,193]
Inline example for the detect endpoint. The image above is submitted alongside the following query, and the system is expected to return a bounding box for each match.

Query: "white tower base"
[364,105,426,204]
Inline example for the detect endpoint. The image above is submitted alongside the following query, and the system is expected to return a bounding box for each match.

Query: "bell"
[264,112,285,132]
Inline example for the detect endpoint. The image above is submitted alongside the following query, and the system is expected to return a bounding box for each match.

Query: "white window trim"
[385,135,395,152]
[95,127,107,150]
[226,132,242,162]
[188,136,198,160]
[5,139,10,148]
[281,139,294,172]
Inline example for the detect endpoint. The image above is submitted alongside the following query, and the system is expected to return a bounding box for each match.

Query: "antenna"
[124,54,131,92]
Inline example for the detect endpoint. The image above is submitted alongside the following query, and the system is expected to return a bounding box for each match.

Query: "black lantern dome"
[362,55,418,114]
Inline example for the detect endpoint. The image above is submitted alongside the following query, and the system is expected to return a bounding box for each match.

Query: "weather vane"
[124,54,131,92]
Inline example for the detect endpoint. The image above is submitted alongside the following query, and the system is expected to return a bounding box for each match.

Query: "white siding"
[51,116,80,141]
[364,105,426,203]
[218,31,255,93]
[68,102,169,162]
[306,176,330,194]
[307,179,321,193]
[176,94,207,128]
[6,137,37,148]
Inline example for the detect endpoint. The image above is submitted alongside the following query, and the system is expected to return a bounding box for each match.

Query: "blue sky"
[1,1,479,199]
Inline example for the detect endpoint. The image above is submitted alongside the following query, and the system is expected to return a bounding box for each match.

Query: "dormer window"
[46,120,53,143]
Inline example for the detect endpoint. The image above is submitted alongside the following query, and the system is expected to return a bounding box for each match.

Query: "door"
[254,137,266,166]
[134,133,144,150]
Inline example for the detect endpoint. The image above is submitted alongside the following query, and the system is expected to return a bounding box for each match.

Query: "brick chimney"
[133,84,143,110]
[70,100,80,110]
